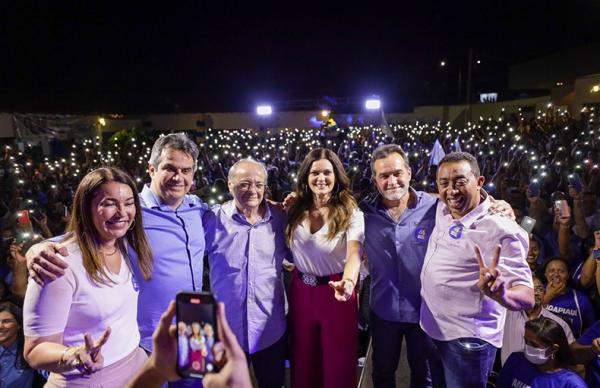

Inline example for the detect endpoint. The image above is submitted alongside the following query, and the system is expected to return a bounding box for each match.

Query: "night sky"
[2,1,598,114]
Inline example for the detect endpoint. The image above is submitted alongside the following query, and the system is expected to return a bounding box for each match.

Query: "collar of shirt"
[222,200,273,225]
[0,342,17,358]
[140,184,200,211]
[440,189,490,228]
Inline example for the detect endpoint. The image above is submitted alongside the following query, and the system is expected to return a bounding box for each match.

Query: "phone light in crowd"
[256,105,273,116]
[320,110,330,118]
[365,98,381,110]
[476,59,481,65]
[440,60,446,67]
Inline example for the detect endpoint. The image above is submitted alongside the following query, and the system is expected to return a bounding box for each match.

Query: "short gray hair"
[439,152,480,177]
[370,144,410,176]
[148,133,199,169]
[228,158,268,182]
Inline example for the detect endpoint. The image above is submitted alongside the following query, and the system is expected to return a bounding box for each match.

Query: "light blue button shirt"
[0,343,34,388]
[203,201,288,353]
[361,189,437,323]
[131,185,207,351]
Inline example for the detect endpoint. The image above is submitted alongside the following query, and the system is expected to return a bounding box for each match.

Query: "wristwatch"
[593,249,600,260]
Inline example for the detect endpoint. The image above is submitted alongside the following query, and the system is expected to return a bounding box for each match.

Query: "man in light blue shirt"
[204,159,288,388]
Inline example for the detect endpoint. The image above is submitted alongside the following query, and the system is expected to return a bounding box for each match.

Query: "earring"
[129,219,136,231]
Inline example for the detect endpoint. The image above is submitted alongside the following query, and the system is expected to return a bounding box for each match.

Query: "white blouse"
[290,208,365,276]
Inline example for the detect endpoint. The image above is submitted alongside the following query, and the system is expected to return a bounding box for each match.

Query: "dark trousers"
[245,334,286,388]
[370,310,431,388]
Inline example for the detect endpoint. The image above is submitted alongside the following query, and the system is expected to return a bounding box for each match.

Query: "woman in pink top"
[23,167,153,387]
[286,148,365,388]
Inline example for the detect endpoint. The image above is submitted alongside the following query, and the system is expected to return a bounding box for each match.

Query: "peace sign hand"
[475,244,505,302]
[68,328,111,374]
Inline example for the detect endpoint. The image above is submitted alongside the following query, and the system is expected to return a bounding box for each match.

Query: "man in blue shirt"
[361,144,437,388]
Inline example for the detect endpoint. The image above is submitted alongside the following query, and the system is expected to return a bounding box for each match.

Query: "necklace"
[100,246,118,256]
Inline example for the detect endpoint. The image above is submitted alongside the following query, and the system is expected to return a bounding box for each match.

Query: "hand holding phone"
[554,200,571,219]
[568,174,583,193]
[176,292,219,379]
[17,210,31,227]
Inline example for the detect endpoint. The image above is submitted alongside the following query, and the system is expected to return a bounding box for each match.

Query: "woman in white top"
[23,167,153,387]
[286,148,364,388]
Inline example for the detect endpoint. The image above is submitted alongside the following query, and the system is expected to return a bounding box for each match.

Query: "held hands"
[475,245,506,302]
[328,278,355,302]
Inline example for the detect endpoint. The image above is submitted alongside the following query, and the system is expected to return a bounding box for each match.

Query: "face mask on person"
[524,344,551,365]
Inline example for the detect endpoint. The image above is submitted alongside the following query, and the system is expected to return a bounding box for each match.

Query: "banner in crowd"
[12,113,96,140]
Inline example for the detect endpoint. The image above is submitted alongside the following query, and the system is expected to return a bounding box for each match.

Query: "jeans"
[426,336,497,388]
[370,310,431,388]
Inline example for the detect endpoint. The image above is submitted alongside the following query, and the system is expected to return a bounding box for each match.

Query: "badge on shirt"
[414,227,429,242]
[448,224,464,239]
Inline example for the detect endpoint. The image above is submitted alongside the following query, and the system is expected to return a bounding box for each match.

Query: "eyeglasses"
[236,182,266,191]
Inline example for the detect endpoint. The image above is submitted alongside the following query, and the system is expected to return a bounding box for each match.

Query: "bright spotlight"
[256,105,273,116]
[365,99,381,110]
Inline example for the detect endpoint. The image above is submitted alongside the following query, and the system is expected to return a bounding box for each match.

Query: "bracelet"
[343,278,356,289]
[58,347,71,369]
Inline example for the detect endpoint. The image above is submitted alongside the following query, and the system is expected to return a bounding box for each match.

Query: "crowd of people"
[0,104,598,387]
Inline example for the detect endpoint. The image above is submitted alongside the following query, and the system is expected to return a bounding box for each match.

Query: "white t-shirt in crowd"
[501,308,575,365]
[23,241,140,368]
[290,208,365,276]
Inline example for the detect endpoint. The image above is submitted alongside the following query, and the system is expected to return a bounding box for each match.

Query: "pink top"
[23,241,140,368]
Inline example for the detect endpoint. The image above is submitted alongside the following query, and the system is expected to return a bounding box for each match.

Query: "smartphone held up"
[176,292,219,379]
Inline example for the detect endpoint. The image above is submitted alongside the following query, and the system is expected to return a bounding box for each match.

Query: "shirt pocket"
[439,283,483,317]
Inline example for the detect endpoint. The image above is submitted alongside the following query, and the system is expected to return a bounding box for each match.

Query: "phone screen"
[520,216,536,234]
[176,292,219,379]
[17,210,31,226]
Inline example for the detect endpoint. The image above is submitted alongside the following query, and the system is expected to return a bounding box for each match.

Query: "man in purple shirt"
[203,159,288,388]
[361,144,436,388]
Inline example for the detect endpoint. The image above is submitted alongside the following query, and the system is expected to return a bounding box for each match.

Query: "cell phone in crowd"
[176,292,219,379]
[554,200,571,218]
[520,216,536,234]
[568,174,583,193]
[528,181,541,197]
[17,210,31,227]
